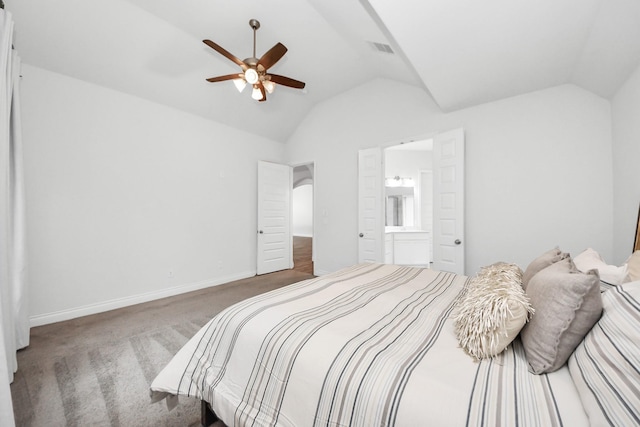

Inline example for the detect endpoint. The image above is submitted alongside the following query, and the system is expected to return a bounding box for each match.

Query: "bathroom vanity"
[385,228,430,267]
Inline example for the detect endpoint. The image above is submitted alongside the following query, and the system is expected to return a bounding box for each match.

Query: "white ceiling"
[5,0,640,142]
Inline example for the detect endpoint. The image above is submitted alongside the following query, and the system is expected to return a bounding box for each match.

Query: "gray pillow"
[520,257,603,374]
[522,247,569,290]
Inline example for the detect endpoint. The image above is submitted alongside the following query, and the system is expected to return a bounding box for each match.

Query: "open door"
[358,148,384,263]
[432,128,465,274]
[257,161,293,275]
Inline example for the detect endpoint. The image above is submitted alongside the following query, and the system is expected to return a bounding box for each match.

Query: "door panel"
[432,128,465,274]
[257,161,292,275]
[358,148,383,263]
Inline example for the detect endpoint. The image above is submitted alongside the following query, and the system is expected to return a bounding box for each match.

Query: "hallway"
[293,236,313,275]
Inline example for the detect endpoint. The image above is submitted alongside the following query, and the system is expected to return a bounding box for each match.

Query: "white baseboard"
[313,268,331,276]
[29,270,256,327]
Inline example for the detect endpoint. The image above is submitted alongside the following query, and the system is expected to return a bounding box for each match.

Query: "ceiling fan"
[203,19,306,102]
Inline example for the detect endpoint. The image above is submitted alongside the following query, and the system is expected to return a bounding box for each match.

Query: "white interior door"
[358,148,384,263]
[257,161,293,275]
[432,128,465,274]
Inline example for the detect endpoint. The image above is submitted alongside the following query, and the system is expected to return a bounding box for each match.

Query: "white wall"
[21,65,284,325]
[286,79,613,276]
[20,65,623,323]
[612,63,640,263]
[286,79,441,275]
[292,185,313,237]
[385,150,432,189]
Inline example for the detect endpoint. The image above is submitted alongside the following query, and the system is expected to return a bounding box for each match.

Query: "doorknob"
[258,230,264,234]
[454,239,461,245]
[359,233,364,238]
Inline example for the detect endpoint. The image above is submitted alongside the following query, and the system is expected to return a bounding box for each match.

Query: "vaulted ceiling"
[5,0,640,142]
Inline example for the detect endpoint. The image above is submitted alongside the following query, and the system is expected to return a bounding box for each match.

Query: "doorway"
[357,129,465,274]
[384,139,433,232]
[384,140,433,267]
[292,163,314,274]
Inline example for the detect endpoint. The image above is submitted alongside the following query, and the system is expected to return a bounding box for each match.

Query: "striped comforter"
[151,263,589,426]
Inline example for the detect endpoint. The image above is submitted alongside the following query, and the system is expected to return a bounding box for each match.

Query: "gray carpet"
[11,269,314,426]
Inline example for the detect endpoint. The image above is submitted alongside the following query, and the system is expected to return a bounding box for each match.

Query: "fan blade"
[268,74,306,89]
[206,73,244,83]
[258,43,288,70]
[203,39,245,67]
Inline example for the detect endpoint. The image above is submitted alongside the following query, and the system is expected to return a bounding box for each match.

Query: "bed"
[150,254,640,426]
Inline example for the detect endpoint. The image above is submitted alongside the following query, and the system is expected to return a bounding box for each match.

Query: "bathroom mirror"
[385,185,414,227]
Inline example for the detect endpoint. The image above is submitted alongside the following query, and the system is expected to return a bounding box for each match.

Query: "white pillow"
[454,262,534,360]
[573,248,628,285]
[624,250,640,283]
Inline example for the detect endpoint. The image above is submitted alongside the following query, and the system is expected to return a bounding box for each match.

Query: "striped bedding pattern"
[151,263,588,426]
[467,340,566,427]
[569,281,640,427]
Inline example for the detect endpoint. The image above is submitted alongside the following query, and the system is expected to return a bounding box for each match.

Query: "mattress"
[150,263,588,426]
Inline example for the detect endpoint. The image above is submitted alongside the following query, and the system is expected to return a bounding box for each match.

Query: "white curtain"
[1,7,28,427]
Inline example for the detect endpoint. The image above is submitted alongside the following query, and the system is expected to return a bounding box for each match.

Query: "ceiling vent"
[367,41,394,54]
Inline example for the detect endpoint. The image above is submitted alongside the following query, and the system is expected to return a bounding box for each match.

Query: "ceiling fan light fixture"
[203,19,305,102]
[244,68,259,85]
[233,78,247,93]
[251,85,263,100]
[263,80,275,94]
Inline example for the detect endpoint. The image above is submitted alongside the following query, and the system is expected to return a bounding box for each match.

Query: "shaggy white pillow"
[454,262,534,360]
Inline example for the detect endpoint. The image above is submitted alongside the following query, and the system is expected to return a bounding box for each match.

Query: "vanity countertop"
[385,227,428,233]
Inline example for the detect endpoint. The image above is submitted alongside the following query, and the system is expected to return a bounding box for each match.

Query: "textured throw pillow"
[624,250,640,283]
[520,257,603,374]
[522,247,569,290]
[568,281,640,426]
[573,248,628,285]
[454,262,534,361]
